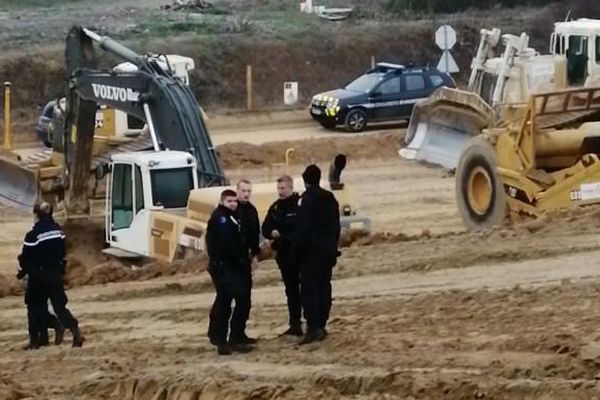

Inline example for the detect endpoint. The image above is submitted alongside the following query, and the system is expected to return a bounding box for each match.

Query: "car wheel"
[319,120,337,130]
[344,109,367,133]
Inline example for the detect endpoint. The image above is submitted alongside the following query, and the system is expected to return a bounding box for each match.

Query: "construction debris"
[160,0,213,12]
[300,0,353,21]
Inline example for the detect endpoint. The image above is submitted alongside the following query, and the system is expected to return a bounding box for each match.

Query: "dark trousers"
[45,272,78,330]
[300,255,333,332]
[208,268,251,345]
[27,308,60,343]
[25,277,54,343]
[26,273,76,343]
[276,252,302,327]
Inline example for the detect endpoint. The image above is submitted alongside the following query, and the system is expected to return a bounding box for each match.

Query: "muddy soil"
[3,115,600,398]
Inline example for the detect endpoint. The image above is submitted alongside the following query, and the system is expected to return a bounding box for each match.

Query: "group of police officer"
[16,164,337,354]
[17,202,84,350]
[205,164,341,355]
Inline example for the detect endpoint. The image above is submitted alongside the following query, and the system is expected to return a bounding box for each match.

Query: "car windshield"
[345,73,385,93]
[150,167,194,208]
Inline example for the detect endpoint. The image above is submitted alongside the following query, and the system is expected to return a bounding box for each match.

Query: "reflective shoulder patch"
[219,216,227,224]
[25,229,65,246]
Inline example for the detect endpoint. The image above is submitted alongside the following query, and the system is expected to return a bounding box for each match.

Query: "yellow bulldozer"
[456,86,600,229]
[398,18,600,229]
[400,19,600,169]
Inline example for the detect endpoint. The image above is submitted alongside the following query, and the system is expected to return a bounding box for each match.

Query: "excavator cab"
[102,150,199,258]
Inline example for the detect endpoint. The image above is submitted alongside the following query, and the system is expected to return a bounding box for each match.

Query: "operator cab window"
[567,35,589,85]
[150,167,194,208]
[112,163,133,230]
[554,34,565,54]
[596,36,600,64]
[135,166,144,213]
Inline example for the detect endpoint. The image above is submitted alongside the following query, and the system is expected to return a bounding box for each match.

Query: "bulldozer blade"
[399,87,497,170]
[0,157,39,211]
[399,121,473,169]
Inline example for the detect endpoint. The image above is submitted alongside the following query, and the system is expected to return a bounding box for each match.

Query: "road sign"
[437,51,460,73]
[284,81,299,105]
[435,25,456,51]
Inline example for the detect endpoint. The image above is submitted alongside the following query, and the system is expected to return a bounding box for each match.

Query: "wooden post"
[246,64,253,111]
[3,82,11,151]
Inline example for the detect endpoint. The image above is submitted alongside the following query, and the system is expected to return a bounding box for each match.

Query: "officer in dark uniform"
[294,165,341,345]
[261,175,303,337]
[236,179,261,261]
[17,252,65,350]
[19,202,84,348]
[233,179,259,345]
[206,190,254,355]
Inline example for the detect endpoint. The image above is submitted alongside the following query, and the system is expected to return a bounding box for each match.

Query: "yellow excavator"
[0,26,370,261]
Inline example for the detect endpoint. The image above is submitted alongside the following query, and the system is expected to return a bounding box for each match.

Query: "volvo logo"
[91,84,139,102]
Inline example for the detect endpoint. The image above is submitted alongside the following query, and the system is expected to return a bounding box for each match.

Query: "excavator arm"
[62,26,226,216]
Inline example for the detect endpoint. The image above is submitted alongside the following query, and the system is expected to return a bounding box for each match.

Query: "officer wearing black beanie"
[294,164,340,345]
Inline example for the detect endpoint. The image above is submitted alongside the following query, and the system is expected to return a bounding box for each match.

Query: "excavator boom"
[0,26,226,215]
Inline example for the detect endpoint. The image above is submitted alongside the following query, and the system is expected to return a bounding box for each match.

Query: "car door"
[400,74,430,118]
[368,76,402,121]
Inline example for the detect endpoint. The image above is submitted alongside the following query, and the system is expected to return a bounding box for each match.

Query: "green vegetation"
[385,0,598,15]
[136,12,252,37]
[0,0,85,9]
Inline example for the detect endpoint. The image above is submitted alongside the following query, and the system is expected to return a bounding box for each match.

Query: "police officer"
[234,179,259,344]
[17,252,65,350]
[236,179,261,262]
[294,165,341,345]
[261,175,303,337]
[206,190,254,355]
[19,202,84,348]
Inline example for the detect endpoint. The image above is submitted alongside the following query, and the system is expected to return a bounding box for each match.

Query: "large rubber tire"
[344,109,367,132]
[456,136,507,230]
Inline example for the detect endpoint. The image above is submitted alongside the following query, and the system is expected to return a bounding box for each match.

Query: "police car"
[309,63,456,132]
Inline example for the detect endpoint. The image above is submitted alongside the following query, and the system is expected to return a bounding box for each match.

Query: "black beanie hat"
[302,164,321,185]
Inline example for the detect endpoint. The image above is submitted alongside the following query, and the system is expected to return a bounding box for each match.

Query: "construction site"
[4,0,600,399]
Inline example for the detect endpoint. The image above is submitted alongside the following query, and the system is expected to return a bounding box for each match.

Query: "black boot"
[54,323,65,345]
[23,339,40,351]
[238,334,257,344]
[299,329,325,345]
[318,328,328,341]
[230,342,253,353]
[38,331,50,347]
[230,333,257,345]
[71,326,84,348]
[217,343,233,355]
[47,318,65,345]
[279,323,303,337]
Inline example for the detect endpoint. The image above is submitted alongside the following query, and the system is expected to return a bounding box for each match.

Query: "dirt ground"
[4,115,600,399]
